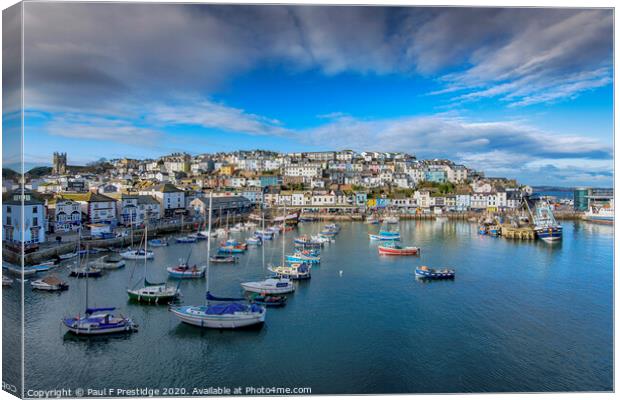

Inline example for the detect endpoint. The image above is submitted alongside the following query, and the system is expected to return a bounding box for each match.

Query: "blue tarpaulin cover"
[85,307,115,314]
[205,303,247,315]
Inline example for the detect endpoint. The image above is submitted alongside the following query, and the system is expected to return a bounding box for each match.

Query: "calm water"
[3,220,614,394]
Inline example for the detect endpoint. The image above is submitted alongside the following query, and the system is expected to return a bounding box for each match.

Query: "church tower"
[52,152,67,175]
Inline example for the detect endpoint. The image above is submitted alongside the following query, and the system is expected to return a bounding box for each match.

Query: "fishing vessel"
[31,275,69,291]
[584,202,614,224]
[268,262,311,280]
[415,266,455,280]
[370,221,401,241]
[170,193,266,329]
[128,224,180,304]
[378,242,420,256]
[286,252,320,264]
[532,200,562,242]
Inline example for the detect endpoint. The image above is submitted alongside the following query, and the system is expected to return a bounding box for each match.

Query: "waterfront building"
[190,195,252,218]
[2,189,46,248]
[139,183,185,218]
[47,198,81,232]
[61,192,117,225]
[137,195,162,223]
[111,192,140,226]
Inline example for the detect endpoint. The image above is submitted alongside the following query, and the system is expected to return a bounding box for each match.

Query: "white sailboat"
[170,193,266,329]
[241,203,296,294]
[128,224,180,304]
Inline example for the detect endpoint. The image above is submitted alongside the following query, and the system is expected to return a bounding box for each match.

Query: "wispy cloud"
[148,98,290,136]
[46,113,164,146]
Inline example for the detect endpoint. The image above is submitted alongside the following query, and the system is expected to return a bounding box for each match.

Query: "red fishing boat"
[378,243,420,256]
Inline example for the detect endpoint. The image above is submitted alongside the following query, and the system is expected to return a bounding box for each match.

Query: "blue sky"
[6,4,614,186]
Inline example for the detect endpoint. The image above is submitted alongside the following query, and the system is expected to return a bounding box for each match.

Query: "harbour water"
[3,220,613,394]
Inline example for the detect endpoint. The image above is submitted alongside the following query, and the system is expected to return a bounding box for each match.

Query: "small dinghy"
[250,293,287,307]
[3,276,13,287]
[378,243,420,256]
[58,252,79,260]
[31,275,69,291]
[92,254,126,270]
[120,249,154,260]
[148,238,168,247]
[246,236,262,245]
[167,263,206,279]
[415,266,455,280]
[69,266,103,278]
[217,245,246,254]
[176,236,197,244]
[209,255,238,264]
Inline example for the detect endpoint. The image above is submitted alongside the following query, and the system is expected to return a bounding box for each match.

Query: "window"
[33,206,37,213]
[6,206,11,213]
[33,217,38,226]
[6,217,11,226]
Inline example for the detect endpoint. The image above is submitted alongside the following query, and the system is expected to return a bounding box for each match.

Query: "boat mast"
[84,243,89,313]
[261,190,266,275]
[143,223,148,286]
[205,192,213,304]
[281,203,286,266]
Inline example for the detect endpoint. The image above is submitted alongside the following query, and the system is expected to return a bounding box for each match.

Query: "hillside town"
[0,149,598,251]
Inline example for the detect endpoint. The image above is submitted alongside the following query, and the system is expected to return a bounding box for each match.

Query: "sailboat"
[63,244,137,335]
[120,225,154,259]
[170,193,266,329]
[69,234,103,278]
[369,220,401,241]
[241,203,296,294]
[128,224,180,304]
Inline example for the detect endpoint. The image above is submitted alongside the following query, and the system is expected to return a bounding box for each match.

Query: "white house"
[3,189,46,246]
[48,198,81,232]
[139,183,185,217]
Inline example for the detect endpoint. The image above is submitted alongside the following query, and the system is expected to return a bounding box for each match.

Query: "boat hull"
[535,227,562,242]
[241,282,295,294]
[369,234,401,241]
[127,289,177,304]
[170,306,265,329]
[415,268,455,280]
[378,246,419,256]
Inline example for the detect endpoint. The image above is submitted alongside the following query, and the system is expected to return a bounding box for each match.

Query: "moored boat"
[148,238,168,247]
[249,293,287,307]
[176,236,197,244]
[268,263,311,280]
[63,308,138,335]
[69,266,103,278]
[3,276,13,287]
[167,263,206,279]
[92,254,126,270]
[120,249,154,260]
[286,252,320,264]
[31,275,69,291]
[415,266,455,280]
[378,243,420,256]
[209,255,238,264]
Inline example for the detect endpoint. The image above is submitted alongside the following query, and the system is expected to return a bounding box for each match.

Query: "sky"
[3,4,614,186]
